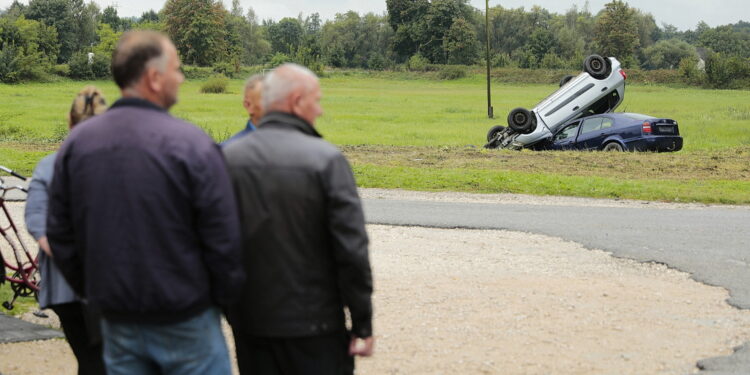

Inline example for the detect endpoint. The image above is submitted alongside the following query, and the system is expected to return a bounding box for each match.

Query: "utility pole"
[485,0,493,118]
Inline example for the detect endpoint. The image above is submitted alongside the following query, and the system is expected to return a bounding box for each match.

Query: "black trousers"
[233,330,354,375]
[51,302,106,375]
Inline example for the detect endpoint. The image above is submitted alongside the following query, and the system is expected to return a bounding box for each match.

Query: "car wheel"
[486,125,505,142]
[603,142,624,152]
[559,75,574,87]
[507,108,536,134]
[583,54,611,79]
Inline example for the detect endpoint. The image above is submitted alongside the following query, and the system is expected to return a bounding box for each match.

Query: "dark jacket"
[47,98,245,324]
[223,111,373,338]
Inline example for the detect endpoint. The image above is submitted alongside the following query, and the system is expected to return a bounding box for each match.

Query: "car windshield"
[622,113,654,121]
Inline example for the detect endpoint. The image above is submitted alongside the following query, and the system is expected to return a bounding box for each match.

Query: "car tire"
[559,75,574,87]
[507,108,536,134]
[583,55,611,79]
[486,125,505,142]
[603,142,624,152]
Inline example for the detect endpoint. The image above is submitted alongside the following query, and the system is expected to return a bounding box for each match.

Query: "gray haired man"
[223,64,374,374]
[221,74,265,146]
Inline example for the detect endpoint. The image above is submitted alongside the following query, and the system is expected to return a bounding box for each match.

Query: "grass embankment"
[1,75,749,204]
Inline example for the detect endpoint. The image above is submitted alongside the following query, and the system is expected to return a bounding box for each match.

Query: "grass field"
[1,73,749,203]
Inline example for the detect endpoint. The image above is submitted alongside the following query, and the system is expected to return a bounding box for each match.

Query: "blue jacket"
[47,98,245,324]
[221,119,256,147]
[25,152,78,309]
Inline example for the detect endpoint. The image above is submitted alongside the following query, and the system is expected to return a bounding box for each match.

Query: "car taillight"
[620,69,627,80]
[642,121,652,133]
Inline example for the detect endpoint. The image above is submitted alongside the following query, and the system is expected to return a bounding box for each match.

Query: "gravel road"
[2,197,749,374]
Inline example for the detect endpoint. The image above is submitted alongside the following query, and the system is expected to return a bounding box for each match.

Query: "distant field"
[1,74,749,203]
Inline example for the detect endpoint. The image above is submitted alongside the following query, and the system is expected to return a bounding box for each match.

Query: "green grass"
[1,74,749,204]
[0,280,38,317]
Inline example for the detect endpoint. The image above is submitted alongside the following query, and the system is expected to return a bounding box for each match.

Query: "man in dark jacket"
[47,30,244,375]
[223,63,374,374]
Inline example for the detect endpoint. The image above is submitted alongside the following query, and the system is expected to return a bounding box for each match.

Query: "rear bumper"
[627,136,683,152]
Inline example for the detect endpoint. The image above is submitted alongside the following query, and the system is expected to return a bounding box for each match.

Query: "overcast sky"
[2,0,747,31]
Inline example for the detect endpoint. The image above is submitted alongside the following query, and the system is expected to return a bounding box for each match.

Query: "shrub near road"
[1,75,749,203]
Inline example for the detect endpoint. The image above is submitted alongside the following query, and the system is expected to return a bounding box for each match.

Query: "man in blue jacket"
[47,30,244,375]
[221,74,265,147]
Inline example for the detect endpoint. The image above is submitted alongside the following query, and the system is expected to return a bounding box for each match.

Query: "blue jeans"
[101,307,231,375]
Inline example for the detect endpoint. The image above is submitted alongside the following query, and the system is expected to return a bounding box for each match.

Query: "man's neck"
[121,87,165,109]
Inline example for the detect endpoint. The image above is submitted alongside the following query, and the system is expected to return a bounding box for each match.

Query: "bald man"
[223,64,374,374]
[47,30,243,375]
[222,74,265,147]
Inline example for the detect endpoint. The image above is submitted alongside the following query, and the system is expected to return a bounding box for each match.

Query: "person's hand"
[349,335,375,357]
[38,236,52,257]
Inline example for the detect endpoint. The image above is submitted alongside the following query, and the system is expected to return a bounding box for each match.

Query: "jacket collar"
[258,111,322,138]
[110,97,167,113]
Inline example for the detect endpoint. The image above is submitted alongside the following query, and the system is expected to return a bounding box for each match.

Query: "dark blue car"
[538,113,683,152]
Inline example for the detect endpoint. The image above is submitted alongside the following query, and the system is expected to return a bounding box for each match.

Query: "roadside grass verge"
[2,76,749,203]
[344,146,750,204]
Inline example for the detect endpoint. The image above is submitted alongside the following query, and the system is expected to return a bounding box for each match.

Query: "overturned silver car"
[485,55,627,150]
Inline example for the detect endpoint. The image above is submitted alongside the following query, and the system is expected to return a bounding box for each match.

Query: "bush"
[678,56,705,85]
[182,65,214,80]
[705,53,737,88]
[491,53,512,68]
[212,61,238,78]
[53,64,70,77]
[438,65,467,80]
[408,53,429,72]
[539,53,567,69]
[68,52,110,80]
[267,53,292,69]
[0,45,50,83]
[367,52,388,71]
[200,75,229,93]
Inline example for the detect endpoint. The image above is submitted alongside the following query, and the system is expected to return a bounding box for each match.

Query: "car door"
[576,117,605,150]
[552,121,581,150]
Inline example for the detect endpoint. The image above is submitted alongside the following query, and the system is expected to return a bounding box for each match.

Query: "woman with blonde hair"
[25,86,108,375]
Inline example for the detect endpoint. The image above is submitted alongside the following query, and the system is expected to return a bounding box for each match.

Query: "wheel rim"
[513,113,527,125]
[591,59,602,71]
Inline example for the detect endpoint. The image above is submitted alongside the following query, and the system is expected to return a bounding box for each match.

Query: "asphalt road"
[363,197,750,374]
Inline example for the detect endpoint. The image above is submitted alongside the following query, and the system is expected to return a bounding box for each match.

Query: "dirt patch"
[341,145,750,182]
[2,203,750,374]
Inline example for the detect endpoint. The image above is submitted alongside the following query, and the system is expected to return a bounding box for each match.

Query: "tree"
[641,39,697,69]
[93,22,122,59]
[526,28,556,63]
[101,6,120,30]
[698,25,750,58]
[594,0,640,67]
[163,0,228,66]
[24,0,76,62]
[444,17,478,65]
[0,16,58,82]
[140,10,160,23]
[267,17,303,55]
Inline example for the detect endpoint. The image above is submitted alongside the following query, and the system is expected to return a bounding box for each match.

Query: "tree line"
[1,0,749,88]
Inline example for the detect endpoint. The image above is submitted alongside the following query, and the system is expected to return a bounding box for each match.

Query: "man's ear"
[145,67,162,93]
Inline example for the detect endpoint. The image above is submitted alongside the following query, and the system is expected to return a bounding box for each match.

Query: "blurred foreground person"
[47,30,244,375]
[25,86,108,375]
[224,63,374,375]
[222,74,265,146]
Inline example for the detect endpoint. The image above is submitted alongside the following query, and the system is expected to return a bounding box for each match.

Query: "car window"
[555,123,580,141]
[601,118,614,129]
[580,118,603,134]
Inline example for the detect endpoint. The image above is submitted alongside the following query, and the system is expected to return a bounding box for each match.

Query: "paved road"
[363,198,750,374]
